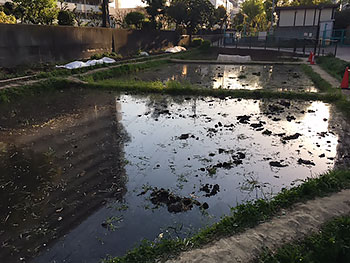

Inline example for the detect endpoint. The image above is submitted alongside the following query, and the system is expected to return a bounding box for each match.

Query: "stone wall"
[0,24,180,67]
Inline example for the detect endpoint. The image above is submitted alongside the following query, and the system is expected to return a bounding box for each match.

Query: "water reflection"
[127,64,317,92]
[1,91,348,263]
[0,90,128,263]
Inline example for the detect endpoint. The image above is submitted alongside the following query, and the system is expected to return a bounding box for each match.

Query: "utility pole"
[102,0,110,27]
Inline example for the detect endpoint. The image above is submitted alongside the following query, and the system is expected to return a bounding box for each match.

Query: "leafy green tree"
[142,0,166,29]
[232,11,245,31]
[0,11,16,24]
[241,0,269,32]
[166,0,187,30]
[289,0,333,5]
[12,0,58,25]
[214,5,227,29]
[58,9,75,26]
[125,11,145,29]
[166,0,214,39]
[241,0,263,24]
[334,9,350,29]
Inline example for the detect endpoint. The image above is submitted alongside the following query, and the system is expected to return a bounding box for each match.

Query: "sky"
[119,0,145,8]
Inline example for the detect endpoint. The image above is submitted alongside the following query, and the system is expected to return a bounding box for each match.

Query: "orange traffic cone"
[308,52,313,63]
[310,53,315,65]
[341,67,349,89]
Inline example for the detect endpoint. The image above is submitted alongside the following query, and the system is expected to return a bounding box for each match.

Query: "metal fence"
[330,29,350,46]
[217,35,339,57]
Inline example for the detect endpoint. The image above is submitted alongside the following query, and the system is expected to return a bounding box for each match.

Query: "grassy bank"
[0,76,343,107]
[316,56,350,81]
[91,78,341,102]
[0,78,76,103]
[81,59,170,82]
[259,215,350,263]
[0,50,191,81]
[301,64,335,93]
[103,170,350,263]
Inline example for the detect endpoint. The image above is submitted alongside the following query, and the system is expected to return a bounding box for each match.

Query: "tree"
[334,9,350,29]
[142,0,166,29]
[232,11,245,31]
[12,0,58,25]
[58,9,75,26]
[166,0,187,30]
[125,11,145,29]
[241,0,264,24]
[241,0,269,32]
[289,0,333,5]
[166,0,215,39]
[214,5,227,29]
[0,11,16,24]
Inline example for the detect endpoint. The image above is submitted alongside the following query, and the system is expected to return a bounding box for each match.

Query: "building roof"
[275,4,339,11]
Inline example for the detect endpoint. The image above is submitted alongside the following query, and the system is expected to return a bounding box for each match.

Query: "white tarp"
[56,57,116,69]
[139,51,149,56]
[217,54,251,63]
[165,46,187,53]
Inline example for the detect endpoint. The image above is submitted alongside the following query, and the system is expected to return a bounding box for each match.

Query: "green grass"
[171,47,219,60]
[301,64,335,92]
[259,215,350,263]
[0,78,76,103]
[90,78,341,102]
[103,170,350,263]
[81,59,170,82]
[316,55,350,81]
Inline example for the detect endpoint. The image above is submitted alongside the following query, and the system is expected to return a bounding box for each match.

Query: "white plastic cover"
[217,54,251,63]
[139,51,149,57]
[165,46,187,53]
[56,57,116,69]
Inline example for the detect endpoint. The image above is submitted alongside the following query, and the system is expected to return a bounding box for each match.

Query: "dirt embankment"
[167,189,350,263]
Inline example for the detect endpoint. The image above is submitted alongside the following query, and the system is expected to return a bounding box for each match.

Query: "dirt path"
[167,189,350,263]
[309,63,350,98]
[311,64,340,88]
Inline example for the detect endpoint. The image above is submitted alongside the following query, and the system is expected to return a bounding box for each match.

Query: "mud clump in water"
[297,158,315,166]
[282,133,302,141]
[149,188,205,213]
[237,115,251,124]
[200,184,220,197]
[269,161,288,167]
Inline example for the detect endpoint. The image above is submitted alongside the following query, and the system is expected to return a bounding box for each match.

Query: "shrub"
[191,38,204,47]
[58,10,75,26]
[200,40,211,50]
[0,11,16,24]
[125,11,145,29]
[91,52,122,60]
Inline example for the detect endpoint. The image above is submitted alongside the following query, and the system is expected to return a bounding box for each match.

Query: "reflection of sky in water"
[36,95,339,263]
[134,64,317,92]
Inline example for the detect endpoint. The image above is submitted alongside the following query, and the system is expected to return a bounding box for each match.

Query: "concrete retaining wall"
[0,24,180,67]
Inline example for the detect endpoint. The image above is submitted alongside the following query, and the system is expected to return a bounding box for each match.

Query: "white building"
[210,0,234,14]
[0,0,117,14]
[275,4,339,39]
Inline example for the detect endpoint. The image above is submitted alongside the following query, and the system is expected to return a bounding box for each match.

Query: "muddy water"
[127,64,317,92]
[0,89,347,263]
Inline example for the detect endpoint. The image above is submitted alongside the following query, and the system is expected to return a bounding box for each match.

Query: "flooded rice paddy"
[0,87,348,263]
[127,64,317,92]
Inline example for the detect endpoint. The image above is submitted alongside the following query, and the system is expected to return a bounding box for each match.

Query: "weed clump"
[259,215,350,263]
[103,170,350,263]
[316,55,350,81]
